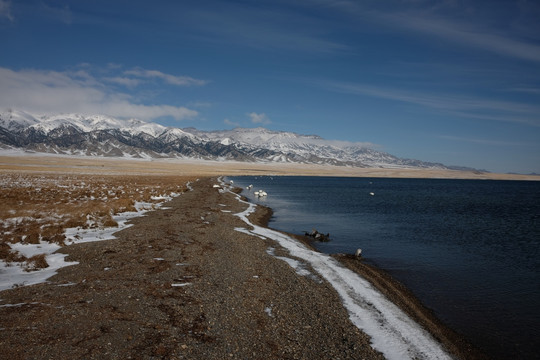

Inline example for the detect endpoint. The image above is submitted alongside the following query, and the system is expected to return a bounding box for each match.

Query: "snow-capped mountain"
[0,109,462,170]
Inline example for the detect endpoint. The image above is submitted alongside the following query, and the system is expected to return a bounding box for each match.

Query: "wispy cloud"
[184,4,349,54]
[0,0,14,22]
[40,2,72,25]
[124,68,208,86]
[318,80,540,127]
[0,66,198,121]
[104,76,141,88]
[439,135,534,147]
[508,87,540,95]
[390,15,540,63]
[307,0,540,63]
[248,112,271,125]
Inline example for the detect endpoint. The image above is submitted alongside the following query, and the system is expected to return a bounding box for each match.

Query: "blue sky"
[0,0,539,173]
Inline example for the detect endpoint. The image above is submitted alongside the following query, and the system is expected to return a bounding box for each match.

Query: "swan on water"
[254,190,267,197]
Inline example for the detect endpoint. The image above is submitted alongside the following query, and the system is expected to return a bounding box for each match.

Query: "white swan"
[254,190,267,197]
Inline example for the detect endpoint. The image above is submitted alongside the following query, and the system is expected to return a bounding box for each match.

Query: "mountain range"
[0,109,475,171]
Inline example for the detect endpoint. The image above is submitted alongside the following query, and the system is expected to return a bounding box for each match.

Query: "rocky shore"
[0,177,483,359]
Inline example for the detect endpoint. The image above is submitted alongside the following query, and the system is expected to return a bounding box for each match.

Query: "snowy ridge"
[0,108,469,170]
[222,179,452,360]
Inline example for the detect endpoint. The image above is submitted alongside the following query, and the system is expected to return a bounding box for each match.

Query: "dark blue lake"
[229,176,540,360]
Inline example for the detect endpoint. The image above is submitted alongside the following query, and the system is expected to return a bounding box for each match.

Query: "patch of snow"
[235,227,266,240]
[10,241,62,259]
[0,252,77,291]
[265,247,316,279]
[151,195,171,201]
[264,306,273,317]
[0,302,28,308]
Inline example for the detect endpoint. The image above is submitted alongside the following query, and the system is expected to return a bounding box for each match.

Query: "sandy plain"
[1,153,538,180]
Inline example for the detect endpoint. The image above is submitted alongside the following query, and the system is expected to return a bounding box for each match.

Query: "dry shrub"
[110,198,137,214]
[41,224,64,238]
[42,233,66,245]
[25,254,49,271]
[25,232,40,244]
[0,243,13,261]
[41,224,67,245]
[63,216,86,229]
[102,216,119,228]
[0,243,26,262]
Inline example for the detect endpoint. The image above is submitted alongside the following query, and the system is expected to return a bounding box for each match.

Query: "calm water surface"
[229,176,540,360]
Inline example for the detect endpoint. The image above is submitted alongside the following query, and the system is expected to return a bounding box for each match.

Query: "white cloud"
[124,68,208,86]
[248,112,271,124]
[0,0,14,22]
[0,67,198,121]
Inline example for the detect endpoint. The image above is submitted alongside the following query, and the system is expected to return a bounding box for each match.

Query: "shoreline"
[0,169,488,358]
[333,255,487,360]
[244,193,486,360]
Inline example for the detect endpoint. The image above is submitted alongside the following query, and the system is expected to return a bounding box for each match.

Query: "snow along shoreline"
[0,185,191,292]
[221,179,453,360]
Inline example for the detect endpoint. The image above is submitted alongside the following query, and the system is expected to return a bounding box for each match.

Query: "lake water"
[229,176,540,360]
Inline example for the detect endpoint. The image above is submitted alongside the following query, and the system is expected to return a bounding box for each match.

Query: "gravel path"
[1,177,386,359]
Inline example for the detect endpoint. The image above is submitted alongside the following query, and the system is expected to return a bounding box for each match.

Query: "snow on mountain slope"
[158,127,197,142]
[181,127,400,166]
[0,109,167,137]
[129,121,167,138]
[183,127,341,156]
[0,109,40,131]
[0,109,457,170]
[38,113,126,132]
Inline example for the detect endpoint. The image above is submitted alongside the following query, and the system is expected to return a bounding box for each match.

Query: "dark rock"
[304,229,331,242]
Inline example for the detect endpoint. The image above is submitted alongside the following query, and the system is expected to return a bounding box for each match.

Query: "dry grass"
[0,173,196,269]
[1,154,538,180]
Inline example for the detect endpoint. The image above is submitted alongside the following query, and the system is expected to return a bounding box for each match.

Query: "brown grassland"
[0,171,196,271]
